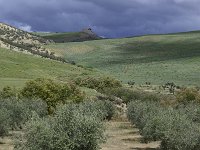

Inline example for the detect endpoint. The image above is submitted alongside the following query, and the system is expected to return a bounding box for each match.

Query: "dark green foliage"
[177,103,200,123]
[127,81,135,85]
[162,82,176,94]
[103,87,160,103]
[21,78,85,114]
[15,101,107,150]
[101,100,116,120]
[0,98,48,130]
[127,101,200,150]
[160,117,199,150]
[79,100,116,121]
[0,108,10,137]
[0,86,18,99]
[74,76,122,91]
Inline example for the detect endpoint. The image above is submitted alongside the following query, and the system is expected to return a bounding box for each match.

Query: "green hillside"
[0,48,100,89]
[45,31,200,86]
[36,31,101,43]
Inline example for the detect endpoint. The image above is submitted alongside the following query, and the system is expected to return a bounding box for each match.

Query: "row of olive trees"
[15,100,115,150]
[127,99,200,150]
[0,78,116,150]
[0,98,48,137]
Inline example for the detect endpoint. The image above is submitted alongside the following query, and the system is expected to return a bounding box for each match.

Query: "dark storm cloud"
[0,0,200,37]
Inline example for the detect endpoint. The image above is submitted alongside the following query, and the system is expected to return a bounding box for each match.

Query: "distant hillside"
[0,23,50,49]
[45,30,200,86]
[36,28,102,43]
[0,47,100,89]
[0,22,69,63]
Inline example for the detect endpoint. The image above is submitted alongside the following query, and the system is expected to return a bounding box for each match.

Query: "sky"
[0,0,200,38]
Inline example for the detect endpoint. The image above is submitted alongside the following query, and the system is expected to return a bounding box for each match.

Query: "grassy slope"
[35,32,100,43]
[45,32,200,86]
[0,48,101,89]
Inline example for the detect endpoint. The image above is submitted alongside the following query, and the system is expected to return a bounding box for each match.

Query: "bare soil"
[0,137,14,150]
[101,119,160,150]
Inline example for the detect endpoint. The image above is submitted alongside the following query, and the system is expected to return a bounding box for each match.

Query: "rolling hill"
[0,22,50,50]
[0,23,105,90]
[0,22,70,63]
[45,31,200,86]
[1,22,200,87]
[0,47,101,89]
[36,28,102,43]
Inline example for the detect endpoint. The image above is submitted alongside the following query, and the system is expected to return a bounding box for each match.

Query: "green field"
[45,32,200,86]
[0,48,102,89]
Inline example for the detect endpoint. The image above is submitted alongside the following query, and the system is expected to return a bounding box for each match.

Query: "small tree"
[21,78,85,114]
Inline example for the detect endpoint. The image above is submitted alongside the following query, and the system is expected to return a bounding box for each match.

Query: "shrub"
[160,116,199,150]
[127,81,135,86]
[103,88,143,103]
[127,101,160,130]
[0,86,18,99]
[104,87,160,103]
[74,76,122,91]
[177,103,200,123]
[176,88,200,104]
[0,108,10,137]
[15,102,105,150]
[101,100,116,120]
[21,78,85,114]
[0,98,48,130]
[78,100,116,121]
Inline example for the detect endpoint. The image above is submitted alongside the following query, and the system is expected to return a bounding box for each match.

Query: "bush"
[21,78,85,114]
[176,88,200,104]
[0,108,10,137]
[78,100,116,121]
[74,76,122,91]
[0,86,18,99]
[127,101,160,130]
[0,98,48,130]
[15,102,106,150]
[101,100,116,120]
[160,117,199,150]
[104,87,160,103]
[103,88,143,103]
[177,103,200,123]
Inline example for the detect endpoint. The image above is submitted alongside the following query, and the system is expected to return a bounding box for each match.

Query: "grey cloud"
[0,0,200,37]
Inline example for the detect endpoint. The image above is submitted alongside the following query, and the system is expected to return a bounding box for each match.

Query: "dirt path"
[101,119,160,150]
[0,137,14,150]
